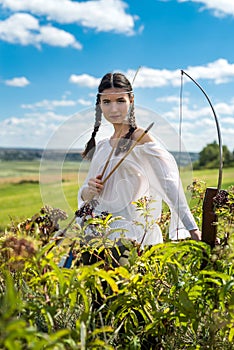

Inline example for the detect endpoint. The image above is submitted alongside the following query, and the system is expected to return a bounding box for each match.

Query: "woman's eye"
[102,98,126,105]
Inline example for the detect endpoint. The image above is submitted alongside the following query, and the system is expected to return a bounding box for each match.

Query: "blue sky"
[0,0,234,153]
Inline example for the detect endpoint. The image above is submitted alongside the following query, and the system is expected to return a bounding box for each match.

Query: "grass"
[193,167,234,189]
[0,160,233,232]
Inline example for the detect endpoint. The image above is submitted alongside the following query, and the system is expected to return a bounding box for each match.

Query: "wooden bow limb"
[181,70,223,248]
[201,187,218,248]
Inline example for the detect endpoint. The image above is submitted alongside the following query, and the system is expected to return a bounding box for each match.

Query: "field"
[1,161,234,348]
[0,160,233,231]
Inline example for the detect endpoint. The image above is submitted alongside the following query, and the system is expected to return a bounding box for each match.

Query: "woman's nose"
[109,102,118,111]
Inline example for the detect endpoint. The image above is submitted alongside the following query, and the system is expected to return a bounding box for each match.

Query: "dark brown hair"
[82,72,137,159]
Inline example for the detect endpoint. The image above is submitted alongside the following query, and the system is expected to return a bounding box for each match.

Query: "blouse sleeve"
[140,142,198,240]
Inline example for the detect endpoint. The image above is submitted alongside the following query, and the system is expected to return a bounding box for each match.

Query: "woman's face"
[99,88,133,125]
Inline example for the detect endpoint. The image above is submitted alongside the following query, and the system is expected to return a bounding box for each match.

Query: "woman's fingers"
[88,175,104,194]
[189,229,202,241]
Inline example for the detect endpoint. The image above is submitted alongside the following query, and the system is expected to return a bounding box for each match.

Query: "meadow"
[1,161,234,348]
[0,160,233,231]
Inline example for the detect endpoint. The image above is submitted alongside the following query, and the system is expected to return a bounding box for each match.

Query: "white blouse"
[78,139,198,246]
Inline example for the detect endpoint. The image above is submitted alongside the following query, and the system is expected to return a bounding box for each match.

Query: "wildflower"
[132,196,151,209]
[213,190,229,208]
[75,199,99,218]
[1,236,35,259]
[1,236,36,271]
[40,206,68,227]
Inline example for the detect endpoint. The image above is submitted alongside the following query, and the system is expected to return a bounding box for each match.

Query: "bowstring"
[176,70,184,240]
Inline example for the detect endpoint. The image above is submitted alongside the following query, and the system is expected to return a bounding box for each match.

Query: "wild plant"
[0,181,233,349]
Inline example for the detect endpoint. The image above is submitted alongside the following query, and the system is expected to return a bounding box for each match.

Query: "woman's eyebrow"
[116,97,126,101]
[102,96,126,102]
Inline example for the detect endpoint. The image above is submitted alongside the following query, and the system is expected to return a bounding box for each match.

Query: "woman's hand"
[88,174,104,195]
[81,174,104,201]
[189,229,202,241]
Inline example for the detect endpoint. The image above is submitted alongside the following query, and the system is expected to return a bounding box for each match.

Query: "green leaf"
[95,269,119,293]
[178,290,196,317]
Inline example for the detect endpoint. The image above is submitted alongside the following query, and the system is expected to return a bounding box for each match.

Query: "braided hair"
[82,95,102,159]
[82,72,137,159]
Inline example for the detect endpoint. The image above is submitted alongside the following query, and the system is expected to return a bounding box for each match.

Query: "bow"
[180,70,223,247]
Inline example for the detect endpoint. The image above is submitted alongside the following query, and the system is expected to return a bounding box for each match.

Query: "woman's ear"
[130,94,134,104]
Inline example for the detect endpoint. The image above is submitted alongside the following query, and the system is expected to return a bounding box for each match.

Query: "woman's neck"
[111,123,129,139]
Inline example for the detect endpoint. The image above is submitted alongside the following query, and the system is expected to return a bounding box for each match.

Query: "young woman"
[78,72,201,248]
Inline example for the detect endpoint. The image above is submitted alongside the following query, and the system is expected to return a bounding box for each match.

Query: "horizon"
[0,145,199,154]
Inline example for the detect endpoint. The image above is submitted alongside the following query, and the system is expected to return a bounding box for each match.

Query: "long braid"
[115,99,137,156]
[82,95,102,160]
[128,100,137,130]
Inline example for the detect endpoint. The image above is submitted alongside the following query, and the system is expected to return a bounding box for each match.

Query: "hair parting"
[110,72,114,88]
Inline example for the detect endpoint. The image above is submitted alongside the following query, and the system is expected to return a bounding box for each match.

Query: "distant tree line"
[193,141,234,169]
[0,147,199,166]
[1,143,233,170]
[0,148,83,162]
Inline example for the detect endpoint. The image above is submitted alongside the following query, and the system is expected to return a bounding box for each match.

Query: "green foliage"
[0,182,234,349]
[195,141,234,169]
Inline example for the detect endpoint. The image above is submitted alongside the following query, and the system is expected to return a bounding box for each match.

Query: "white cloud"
[214,102,234,116]
[24,111,68,123]
[126,67,180,88]
[131,59,234,87]
[164,98,234,121]
[0,109,99,148]
[163,104,212,121]
[0,13,82,49]
[21,99,78,110]
[167,118,233,153]
[70,59,234,90]
[0,112,69,147]
[1,100,233,152]
[156,95,180,103]
[69,73,100,88]
[38,25,82,49]
[185,59,234,84]
[21,97,92,110]
[77,99,92,106]
[161,98,234,151]
[178,0,234,18]
[0,0,137,35]
[5,76,30,87]
[224,127,234,135]
[221,117,234,125]
[156,95,189,104]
